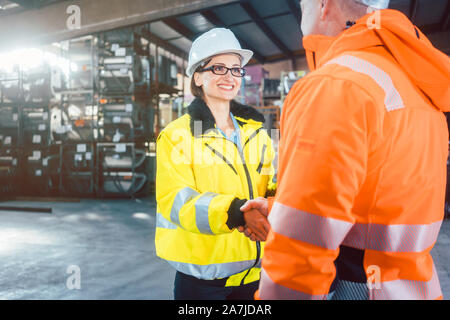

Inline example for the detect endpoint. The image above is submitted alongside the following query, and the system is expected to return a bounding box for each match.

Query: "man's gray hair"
[353,0,389,9]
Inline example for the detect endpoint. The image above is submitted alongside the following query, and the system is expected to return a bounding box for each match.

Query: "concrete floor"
[0,197,449,300]
[0,197,175,299]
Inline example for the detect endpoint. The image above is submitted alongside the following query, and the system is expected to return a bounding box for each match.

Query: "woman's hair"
[190,58,211,98]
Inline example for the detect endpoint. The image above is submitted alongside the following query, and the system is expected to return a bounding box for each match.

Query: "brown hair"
[190,77,204,98]
[190,58,212,98]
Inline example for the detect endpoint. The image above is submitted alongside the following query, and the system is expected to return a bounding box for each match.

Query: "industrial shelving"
[0,23,185,199]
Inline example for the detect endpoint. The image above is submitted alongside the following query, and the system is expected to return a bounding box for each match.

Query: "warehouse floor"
[0,197,449,300]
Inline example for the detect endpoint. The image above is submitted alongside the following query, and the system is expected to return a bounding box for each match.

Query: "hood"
[303,9,450,112]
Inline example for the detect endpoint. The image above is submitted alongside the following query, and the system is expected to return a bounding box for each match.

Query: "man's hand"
[236,197,270,241]
[237,225,258,241]
[243,209,270,241]
[240,197,269,217]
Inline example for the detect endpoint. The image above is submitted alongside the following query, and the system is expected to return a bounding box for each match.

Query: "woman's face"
[194,53,243,103]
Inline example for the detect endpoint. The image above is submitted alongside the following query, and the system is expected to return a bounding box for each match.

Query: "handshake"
[237,197,270,242]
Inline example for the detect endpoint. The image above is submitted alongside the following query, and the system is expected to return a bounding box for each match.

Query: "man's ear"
[194,72,203,87]
[320,0,331,20]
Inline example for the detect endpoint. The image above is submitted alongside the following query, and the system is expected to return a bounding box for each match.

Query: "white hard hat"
[354,0,389,9]
[186,28,253,77]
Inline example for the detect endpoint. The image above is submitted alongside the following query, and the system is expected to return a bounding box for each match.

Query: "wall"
[261,56,309,80]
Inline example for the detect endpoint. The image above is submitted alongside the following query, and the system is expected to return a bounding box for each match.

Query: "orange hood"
[303,9,450,112]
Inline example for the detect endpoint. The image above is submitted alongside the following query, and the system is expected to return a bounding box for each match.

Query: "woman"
[155,28,277,300]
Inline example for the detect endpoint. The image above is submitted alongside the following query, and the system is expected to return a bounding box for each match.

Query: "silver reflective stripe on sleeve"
[330,267,442,300]
[259,269,328,300]
[170,187,200,226]
[342,220,442,252]
[268,202,353,250]
[370,264,442,300]
[195,192,218,235]
[261,268,442,300]
[324,55,405,112]
[156,213,178,229]
[270,202,442,253]
[167,259,255,280]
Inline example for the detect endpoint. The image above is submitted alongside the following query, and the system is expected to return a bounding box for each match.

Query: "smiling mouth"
[217,84,234,90]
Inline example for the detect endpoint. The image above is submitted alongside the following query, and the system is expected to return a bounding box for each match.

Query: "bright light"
[85,105,98,116]
[0,48,44,72]
[0,47,75,78]
[68,104,82,118]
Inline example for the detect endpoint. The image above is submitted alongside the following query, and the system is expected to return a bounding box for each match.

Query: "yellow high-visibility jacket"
[155,98,277,286]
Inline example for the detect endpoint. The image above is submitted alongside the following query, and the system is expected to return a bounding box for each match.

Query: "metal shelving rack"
[0,62,60,197]
[0,22,185,199]
[0,67,22,196]
[57,36,98,197]
[95,27,151,198]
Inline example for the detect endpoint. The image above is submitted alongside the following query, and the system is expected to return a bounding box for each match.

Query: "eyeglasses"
[200,65,246,77]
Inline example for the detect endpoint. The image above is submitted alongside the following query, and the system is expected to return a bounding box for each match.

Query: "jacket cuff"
[226,198,247,229]
[265,188,276,197]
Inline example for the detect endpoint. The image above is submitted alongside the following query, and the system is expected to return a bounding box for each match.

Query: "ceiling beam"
[240,0,293,59]
[162,17,197,40]
[285,0,302,27]
[139,27,188,60]
[409,0,419,24]
[217,11,291,28]
[0,0,240,53]
[200,9,265,63]
[247,49,306,66]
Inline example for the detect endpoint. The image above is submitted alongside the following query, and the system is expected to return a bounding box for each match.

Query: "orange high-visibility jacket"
[257,9,450,300]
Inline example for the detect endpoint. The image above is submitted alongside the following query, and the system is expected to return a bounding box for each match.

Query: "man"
[241,0,450,299]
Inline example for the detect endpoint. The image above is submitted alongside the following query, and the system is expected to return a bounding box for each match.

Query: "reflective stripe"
[326,270,441,300]
[270,202,442,253]
[268,202,353,250]
[261,269,441,300]
[342,220,442,252]
[195,192,218,235]
[370,265,442,300]
[156,213,178,229]
[325,55,404,112]
[170,187,199,226]
[259,269,328,300]
[167,259,255,280]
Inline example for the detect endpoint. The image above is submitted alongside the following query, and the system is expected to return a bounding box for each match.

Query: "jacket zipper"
[236,146,261,286]
[205,130,263,285]
[205,143,238,175]
[312,51,317,69]
[256,144,267,174]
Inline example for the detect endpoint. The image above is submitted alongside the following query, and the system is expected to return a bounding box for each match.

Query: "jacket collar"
[302,11,384,71]
[187,98,265,136]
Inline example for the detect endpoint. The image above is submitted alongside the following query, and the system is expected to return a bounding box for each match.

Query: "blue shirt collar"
[216,112,242,150]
